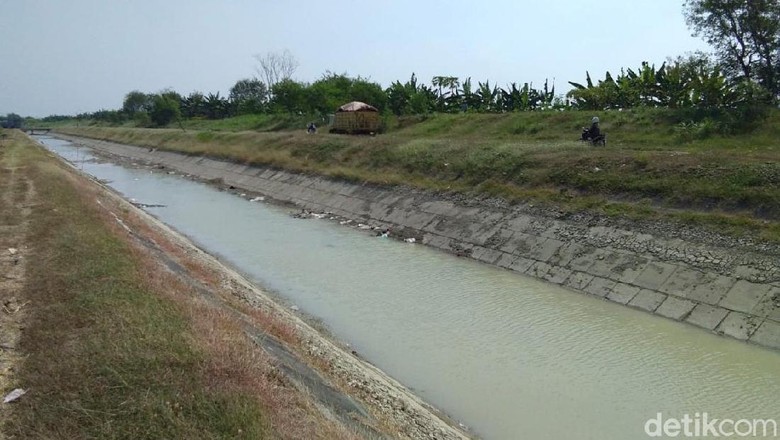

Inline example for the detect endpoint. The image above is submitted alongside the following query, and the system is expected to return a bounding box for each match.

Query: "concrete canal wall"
[55,134,780,351]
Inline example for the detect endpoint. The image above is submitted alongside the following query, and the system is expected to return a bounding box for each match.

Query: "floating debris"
[290,305,300,311]
[7,248,18,255]
[132,202,167,209]
[249,196,265,202]
[339,220,352,225]
[404,238,416,243]
[292,209,332,219]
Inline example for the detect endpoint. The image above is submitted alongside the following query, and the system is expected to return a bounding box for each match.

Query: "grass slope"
[0,131,352,439]
[56,108,780,240]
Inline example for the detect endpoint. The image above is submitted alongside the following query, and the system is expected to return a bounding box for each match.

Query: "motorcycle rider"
[589,117,601,139]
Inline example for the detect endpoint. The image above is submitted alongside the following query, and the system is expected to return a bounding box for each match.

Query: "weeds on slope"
[1,132,354,439]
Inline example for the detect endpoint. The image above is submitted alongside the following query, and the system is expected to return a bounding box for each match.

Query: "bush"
[670,105,770,135]
[1,113,23,129]
[674,119,718,142]
[133,112,151,128]
[149,95,181,127]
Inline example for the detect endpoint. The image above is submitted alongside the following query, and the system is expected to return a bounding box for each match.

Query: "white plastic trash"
[3,388,26,404]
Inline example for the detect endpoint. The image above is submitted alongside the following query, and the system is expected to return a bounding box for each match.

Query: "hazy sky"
[0,0,709,117]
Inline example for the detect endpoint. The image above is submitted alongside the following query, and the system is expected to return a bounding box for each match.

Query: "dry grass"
[116,205,303,349]
[0,131,357,439]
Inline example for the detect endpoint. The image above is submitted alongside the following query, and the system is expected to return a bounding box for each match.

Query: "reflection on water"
[39,136,780,440]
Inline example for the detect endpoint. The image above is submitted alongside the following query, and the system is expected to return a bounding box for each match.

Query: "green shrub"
[149,95,181,127]
[133,112,151,128]
[674,118,718,142]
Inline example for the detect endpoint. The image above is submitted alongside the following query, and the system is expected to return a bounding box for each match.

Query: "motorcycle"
[580,127,606,146]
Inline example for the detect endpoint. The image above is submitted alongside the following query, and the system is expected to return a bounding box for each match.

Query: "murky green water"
[39,136,780,439]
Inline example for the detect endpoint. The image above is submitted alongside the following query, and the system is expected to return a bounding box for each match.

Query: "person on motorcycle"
[581,116,606,145]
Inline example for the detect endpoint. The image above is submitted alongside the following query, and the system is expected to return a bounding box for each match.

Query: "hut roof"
[336,101,378,112]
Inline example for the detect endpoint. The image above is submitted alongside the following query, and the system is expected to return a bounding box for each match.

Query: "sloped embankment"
[7,131,470,439]
[55,133,780,351]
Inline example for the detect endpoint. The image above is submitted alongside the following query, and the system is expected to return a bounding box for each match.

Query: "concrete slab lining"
[716,312,760,341]
[655,296,697,321]
[749,320,780,350]
[55,134,780,352]
[627,289,667,312]
[685,304,730,330]
[719,280,773,315]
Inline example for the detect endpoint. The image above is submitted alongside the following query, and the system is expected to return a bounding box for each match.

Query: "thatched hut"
[330,101,380,134]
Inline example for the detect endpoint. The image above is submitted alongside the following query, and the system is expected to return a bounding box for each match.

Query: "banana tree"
[204,92,229,119]
[476,80,499,112]
[690,65,733,108]
[539,78,555,109]
[432,76,460,112]
[461,78,478,111]
[181,92,206,118]
[567,71,602,109]
[656,62,692,108]
[500,83,528,111]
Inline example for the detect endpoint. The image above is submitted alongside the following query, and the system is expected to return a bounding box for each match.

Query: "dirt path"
[0,137,36,437]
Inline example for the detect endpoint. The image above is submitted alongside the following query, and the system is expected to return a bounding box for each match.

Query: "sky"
[0,0,710,117]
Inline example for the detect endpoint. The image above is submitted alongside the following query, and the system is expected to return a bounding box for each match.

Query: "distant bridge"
[24,128,52,135]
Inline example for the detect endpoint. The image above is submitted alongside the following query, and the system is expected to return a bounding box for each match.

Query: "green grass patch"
[180,114,317,132]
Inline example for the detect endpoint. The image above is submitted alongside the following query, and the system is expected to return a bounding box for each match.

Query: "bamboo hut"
[330,101,380,134]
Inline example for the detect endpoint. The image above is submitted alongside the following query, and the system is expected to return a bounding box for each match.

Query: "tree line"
[41,0,778,128]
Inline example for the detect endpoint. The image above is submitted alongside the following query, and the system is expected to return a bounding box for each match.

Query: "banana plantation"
[566,59,771,110]
[385,74,557,115]
[61,55,773,129]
